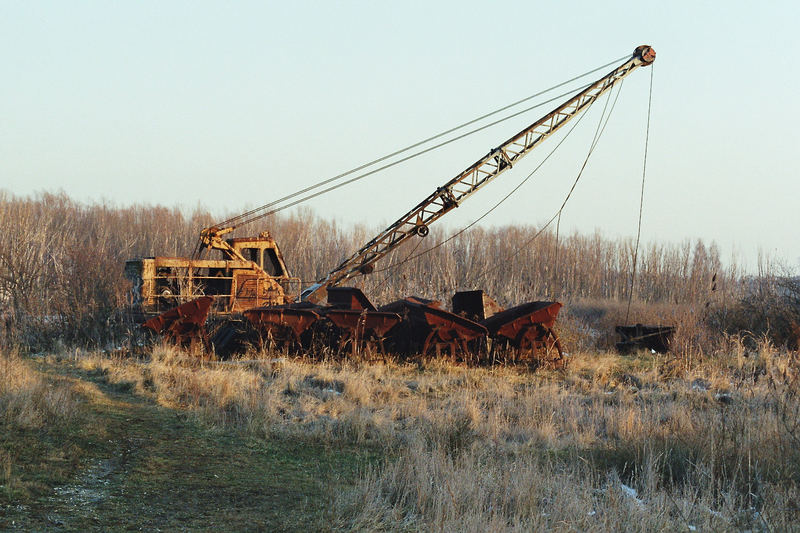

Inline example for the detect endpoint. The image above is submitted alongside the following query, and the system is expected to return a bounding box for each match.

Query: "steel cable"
[625,65,654,323]
[213,55,630,230]
[465,80,625,287]
[553,79,616,298]
[372,80,624,280]
[221,82,598,229]
[370,99,594,274]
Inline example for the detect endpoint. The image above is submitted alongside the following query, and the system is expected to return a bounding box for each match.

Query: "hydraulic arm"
[301,45,655,303]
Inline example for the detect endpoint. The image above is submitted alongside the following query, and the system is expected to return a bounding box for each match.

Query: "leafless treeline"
[0,192,212,347]
[2,191,794,350]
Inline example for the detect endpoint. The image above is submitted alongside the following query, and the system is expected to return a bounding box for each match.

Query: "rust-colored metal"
[324,309,401,356]
[142,295,214,347]
[125,234,300,319]
[380,296,441,312]
[452,290,504,321]
[243,305,320,348]
[321,287,400,356]
[635,45,656,65]
[139,287,566,367]
[124,47,659,366]
[615,324,674,354]
[420,305,488,358]
[327,286,377,311]
[482,301,564,367]
[381,298,487,359]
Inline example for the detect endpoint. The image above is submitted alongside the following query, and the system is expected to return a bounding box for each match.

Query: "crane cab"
[226,236,289,277]
[125,232,299,319]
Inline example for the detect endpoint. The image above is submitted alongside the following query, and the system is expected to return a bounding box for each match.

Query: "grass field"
[2,343,799,531]
[0,350,379,531]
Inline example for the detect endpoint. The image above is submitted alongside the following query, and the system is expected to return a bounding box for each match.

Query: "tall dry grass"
[1,349,88,498]
[0,350,83,431]
[77,341,800,531]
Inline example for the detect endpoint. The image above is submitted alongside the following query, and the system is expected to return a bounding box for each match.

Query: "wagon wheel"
[541,328,566,369]
[210,321,241,358]
[486,337,514,366]
[375,336,386,356]
[187,328,212,359]
[422,330,439,358]
[458,338,479,366]
[335,331,356,359]
[517,327,565,369]
[283,327,305,353]
[421,329,453,362]
[351,315,368,359]
[164,320,211,358]
[259,323,303,353]
[354,327,386,361]
[544,327,564,357]
[510,324,544,365]
[355,335,384,362]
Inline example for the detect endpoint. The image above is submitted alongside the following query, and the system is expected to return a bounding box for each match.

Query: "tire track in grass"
[5,357,377,532]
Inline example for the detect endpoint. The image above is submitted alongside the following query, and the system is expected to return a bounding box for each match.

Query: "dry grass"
[73,342,800,531]
[0,349,90,502]
[0,350,83,431]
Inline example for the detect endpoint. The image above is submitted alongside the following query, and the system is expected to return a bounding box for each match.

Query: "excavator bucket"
[481,301,564,367]
[381,297,488,360]
[141,296,214,348]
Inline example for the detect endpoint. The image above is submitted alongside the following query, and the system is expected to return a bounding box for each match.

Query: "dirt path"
[3,360,371,532]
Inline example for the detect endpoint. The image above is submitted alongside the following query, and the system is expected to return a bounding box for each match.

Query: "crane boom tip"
[635,45,656,65]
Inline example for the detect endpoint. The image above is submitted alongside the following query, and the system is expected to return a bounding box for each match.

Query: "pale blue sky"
[1,1,798,271]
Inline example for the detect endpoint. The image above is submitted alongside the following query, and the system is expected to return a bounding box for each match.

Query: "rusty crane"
[125,45,656,365]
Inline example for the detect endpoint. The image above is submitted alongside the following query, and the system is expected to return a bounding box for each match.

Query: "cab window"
[244,248,261,268]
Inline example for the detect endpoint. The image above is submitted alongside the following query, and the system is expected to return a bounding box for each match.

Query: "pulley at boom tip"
[634,45,656,65]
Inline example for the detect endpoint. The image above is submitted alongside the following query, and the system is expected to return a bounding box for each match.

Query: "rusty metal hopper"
[481,301,564,366]
[380,297,488,359]
[321,287,401,355]
[142,296,214,347]
[327,286,376,311]
[324,309,401,355]
[243,305,320,348]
